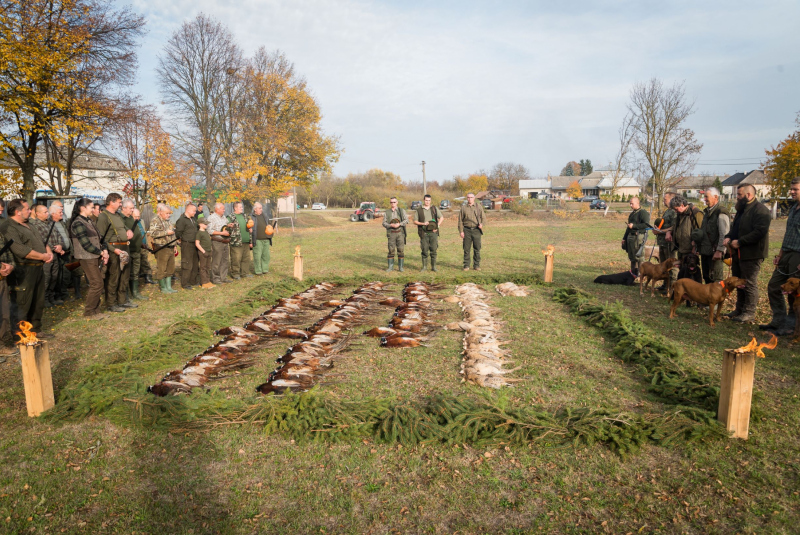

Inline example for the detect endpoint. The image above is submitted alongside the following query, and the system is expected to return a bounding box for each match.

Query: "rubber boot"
[132,280,147,300]
[386,258,394,272]
[145,274,155,285]
[398,258,404,272]
[420,257,428,271]
[159,279,168,293]
[165,277,178,294]
[431,257,437,272]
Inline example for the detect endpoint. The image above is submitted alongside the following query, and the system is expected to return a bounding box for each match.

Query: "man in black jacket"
[722,184,771,323]
[762,177,800,334]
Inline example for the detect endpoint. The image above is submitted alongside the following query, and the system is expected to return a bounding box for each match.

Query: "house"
[720,172,746,199]
[672,175,722,199]
[518,179,551,198]
[739,170,770,198]
[276,191,296,213]
[518,167,640,199]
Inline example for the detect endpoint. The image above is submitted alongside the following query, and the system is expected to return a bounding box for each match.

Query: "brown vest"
[70,217,102,260]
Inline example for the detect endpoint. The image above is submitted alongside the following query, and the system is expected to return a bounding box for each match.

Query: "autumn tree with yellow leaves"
[108,103,194,209]
[566,180,582,199]
[0,0,145,201]
[764,112,800,198]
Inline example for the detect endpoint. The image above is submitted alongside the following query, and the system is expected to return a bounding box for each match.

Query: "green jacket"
[674,205,703,254]
[383,207,408,239]
[122,215,144,251]
[415,206,443,238]
[655,208,676,247]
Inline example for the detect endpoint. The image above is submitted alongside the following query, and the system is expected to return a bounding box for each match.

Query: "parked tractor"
[350,202,379,222]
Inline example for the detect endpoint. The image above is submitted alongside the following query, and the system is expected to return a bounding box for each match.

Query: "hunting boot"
[132,280,147,300]
[398,258,404,272]
[386,258,394,272]
[158,279,168,293]
[420,257,428,271]
[144,274,155,285]
[431,257,437,272]
[165,277,178,294]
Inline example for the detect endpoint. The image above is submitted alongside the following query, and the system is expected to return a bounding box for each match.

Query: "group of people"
[382,193,485,272]
[0,194,276,357]
[625,178,800,335]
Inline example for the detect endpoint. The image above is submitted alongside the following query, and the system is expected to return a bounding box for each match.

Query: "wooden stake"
[19,341,54,417]
[293,254,304,281]
[718,349,756,439]
[544,255,554,283]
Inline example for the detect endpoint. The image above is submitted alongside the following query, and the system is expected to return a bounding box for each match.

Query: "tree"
[626,78,703,210]
[713,176,723,193]
[579,159,593,176]
[607,113,636,199]
[561,161,580,176]
[764,112,800,198]
[157,14,244,204]
[488,162,528,194]
[453,173,488,195]
[0,0,145,201]
[566,180,581,199]
[107,103,194,209]
[222,48,340,202]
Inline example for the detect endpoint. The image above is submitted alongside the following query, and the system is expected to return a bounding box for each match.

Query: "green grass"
[1,211,799,533]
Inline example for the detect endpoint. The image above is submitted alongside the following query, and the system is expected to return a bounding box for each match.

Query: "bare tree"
[627,78,703,209]
[157,14,244,203]
[488,162,529,194]
[606,112,636,198]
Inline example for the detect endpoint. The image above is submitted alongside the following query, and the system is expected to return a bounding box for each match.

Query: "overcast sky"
[126,0,800,183]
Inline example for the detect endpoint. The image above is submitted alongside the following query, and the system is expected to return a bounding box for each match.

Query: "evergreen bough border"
[552,287,721,414]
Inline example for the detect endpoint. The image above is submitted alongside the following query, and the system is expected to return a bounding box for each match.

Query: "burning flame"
[542,244,555,256]
[16,321,39,346]
[294,245,301,257]
[734,334,778,358]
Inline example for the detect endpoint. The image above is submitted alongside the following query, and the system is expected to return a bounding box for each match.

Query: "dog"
[594,271,636,286]
[780,277,800,342]
[669,276,746,326]
[677,252,702,284]
[639,258,678,297]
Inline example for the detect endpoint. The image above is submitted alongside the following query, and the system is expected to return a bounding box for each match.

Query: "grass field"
[1,209,799,534]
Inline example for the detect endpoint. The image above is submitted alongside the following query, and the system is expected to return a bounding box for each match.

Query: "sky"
[124,0,800,183]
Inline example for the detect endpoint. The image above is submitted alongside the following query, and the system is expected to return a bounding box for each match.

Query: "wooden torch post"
[293,246,304,281]
[718,349,756,439]
[19,341,55,417]
[542,245,555,283]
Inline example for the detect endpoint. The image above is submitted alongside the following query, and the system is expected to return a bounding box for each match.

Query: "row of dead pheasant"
[448,283,520,389]
[147,282,339,396]
[256,281,389,394]
[363,281,440,348]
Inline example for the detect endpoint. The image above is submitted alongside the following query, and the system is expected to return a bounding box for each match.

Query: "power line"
[697,157,764,162]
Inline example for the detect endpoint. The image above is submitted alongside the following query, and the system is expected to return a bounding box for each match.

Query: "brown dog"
[780,277,800,342]
[669,276,746,326]
[639,258,678,297]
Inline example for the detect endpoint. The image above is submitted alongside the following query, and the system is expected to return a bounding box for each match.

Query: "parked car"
[410,200,422,210]
[349,201,377,222]
[311,203,326,210]
[439,200,450,210]
[578,195,599,202]
[589,199,608,210]
[481,199,493,209]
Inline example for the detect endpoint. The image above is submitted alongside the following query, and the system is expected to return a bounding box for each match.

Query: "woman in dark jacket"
[69,198,109,320]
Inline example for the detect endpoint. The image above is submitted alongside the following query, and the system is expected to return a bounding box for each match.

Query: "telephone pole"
[421,161,427,196]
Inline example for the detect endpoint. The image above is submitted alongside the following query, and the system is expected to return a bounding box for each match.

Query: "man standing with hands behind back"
[207,202,231,285]
[458,193,485,271]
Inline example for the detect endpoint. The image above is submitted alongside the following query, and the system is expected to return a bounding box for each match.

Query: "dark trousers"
[104,249,130,308]
[462,227,482,268]
[81,258,104,317]
[0,279,11,346]
[766,250,800,325]
[700,254,725,283]
[180,242,199,286]
[198,252,212,285]
[731,255,763,316]
[420,232,438,260]
[43,256,59,304]
[13,264,45,334]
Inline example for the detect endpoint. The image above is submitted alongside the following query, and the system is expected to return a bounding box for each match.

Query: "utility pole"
[421,161,427,196]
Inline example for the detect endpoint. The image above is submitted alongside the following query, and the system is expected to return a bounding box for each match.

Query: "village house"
[518,166,640,199]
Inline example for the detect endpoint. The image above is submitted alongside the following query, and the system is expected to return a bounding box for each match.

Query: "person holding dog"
[652,191,676,293]
[698,187,730,284]
[622,197,650,276]
[669,195,703,287]
[762,177,800,334]
[722,183,771,323]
